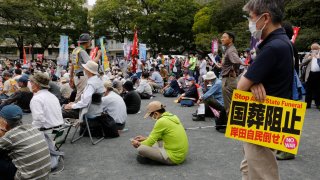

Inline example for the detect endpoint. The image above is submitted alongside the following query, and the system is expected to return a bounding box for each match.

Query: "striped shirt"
[0,124,51,180]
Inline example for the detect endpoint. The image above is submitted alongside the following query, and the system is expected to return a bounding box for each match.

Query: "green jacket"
[141,112,189,164]
[189,57,197,70]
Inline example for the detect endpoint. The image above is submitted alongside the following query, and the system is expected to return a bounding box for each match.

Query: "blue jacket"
[202,79,224,106]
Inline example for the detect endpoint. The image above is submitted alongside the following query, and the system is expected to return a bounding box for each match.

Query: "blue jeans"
[188,70,194,77]
[0,94,9,100]
[136,72,142,78]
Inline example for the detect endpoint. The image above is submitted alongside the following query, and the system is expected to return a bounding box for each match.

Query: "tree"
[91,0,137,42]
[0,0,89,59]
[135,0,199,54]
[284,0,320,50]
[192,0,250,52]
[0,0,38,59]
[33,0,89,52]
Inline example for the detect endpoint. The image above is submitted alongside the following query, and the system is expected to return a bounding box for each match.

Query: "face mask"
[151,113,158,120]
[249,15,266,40]
[222,46,226,52]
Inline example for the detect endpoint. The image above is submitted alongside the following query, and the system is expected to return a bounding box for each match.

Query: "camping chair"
[52,122,73,151]
[70,114,105,145]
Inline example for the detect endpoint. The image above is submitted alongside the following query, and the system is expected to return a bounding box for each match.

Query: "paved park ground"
[24,95,320,180]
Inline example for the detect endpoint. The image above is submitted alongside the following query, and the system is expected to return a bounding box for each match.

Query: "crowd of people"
[0,0,318,179]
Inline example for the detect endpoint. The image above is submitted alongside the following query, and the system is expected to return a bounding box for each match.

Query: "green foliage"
[193,0,320,52]
[92,0,199,54]
[91,0,137,42]
[0,0,88,56]
[284,0,320,51]
[192,0,249,52]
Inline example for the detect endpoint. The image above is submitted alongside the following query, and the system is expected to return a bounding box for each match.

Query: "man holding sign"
[237,0,295,180]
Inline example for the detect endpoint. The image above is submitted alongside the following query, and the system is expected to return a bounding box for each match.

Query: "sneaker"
[192,115,205,121]
[276,152,295,160]
[51,156,64,175]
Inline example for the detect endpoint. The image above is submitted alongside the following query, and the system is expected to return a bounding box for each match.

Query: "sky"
[88,0,96,6]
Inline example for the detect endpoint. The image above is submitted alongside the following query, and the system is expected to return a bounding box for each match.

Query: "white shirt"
[30,89,64,128]
[102,91,127,124]
[136,79,152,95]
[199,60,207,74]
[72,77,96,109]
[137,60,143,73]
[311,57,320,72]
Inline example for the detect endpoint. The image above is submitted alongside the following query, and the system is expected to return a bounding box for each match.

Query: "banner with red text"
[225,90,306,154]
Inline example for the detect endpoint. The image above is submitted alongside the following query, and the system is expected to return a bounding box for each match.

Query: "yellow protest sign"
[225,90,306,154]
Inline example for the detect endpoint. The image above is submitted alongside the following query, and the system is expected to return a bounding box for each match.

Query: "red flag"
[131,29,138,73]
[23,47,27,65]
[90,47,99,60]
[291,27,300,44]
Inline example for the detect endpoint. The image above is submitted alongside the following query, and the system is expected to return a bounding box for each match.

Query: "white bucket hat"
[204,71,217,80]
[82,61,99,75]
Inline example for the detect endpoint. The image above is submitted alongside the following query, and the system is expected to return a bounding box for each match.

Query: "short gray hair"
[243,0,285,24]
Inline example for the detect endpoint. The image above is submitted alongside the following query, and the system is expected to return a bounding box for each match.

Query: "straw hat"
[204,71,217,80]
[82,61,99,75]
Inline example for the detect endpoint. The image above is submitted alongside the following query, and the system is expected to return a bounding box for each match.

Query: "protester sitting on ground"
[193,71,226,133]
[136,72,153,99]
[0,71,17,100]
[0,105,51,180]
[29,72,65,171]
[49,80,62,100]
[0,76,33,112]
[122,81,141,114]
[60,77,73,105]
[177,70,190,93]
[112,78,123,95]
[102,81,127,130]
[178,77,199,104]
[163,74,181,97]
[148,68,164,92]
[159,64,169,83]
[131,101,189,165]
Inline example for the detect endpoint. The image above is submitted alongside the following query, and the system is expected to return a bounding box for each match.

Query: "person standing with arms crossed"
[237,0,293,179]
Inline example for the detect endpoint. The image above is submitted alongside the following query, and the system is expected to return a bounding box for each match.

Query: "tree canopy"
[0,0,89,58]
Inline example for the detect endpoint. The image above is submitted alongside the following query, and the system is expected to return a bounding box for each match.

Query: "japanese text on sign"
[225,90,306,154]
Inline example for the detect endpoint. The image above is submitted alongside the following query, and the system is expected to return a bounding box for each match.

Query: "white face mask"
[249,15,266,40]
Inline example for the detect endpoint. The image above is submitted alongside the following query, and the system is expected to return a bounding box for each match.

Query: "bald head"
[311,43,320,50]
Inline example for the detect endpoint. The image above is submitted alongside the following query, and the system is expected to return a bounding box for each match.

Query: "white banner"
[123,43,132,60]
[58,35,69,66]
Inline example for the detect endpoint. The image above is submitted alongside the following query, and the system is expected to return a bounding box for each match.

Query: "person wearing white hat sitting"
[63,61,105,120]
[195,71,227,133]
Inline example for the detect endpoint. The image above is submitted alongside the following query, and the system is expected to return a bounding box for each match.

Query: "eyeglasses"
[0,128,7,133]
[150,112,155,117]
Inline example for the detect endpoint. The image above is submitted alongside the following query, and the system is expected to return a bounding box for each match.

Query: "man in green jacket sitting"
[131,101,189,165]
